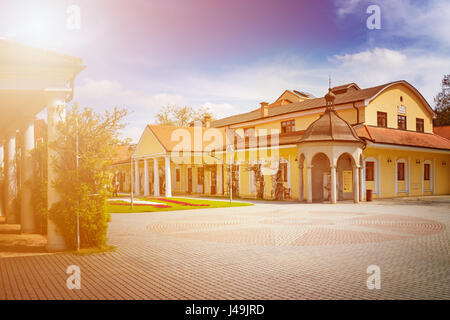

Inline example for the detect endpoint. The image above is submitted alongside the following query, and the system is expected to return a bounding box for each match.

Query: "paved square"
[0,197,449,299]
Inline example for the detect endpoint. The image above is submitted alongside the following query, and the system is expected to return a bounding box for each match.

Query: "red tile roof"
[355,126,450,151]
[433,125,450,140]
[147,125,229,152]
[211,80,433,128]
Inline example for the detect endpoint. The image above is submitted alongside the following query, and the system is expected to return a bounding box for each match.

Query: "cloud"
[335,0,362,18]
[335,0,450,47]
[120,125,145,143]
[199,102,238,119]
[328,48,450,104]
[75,78,189,110]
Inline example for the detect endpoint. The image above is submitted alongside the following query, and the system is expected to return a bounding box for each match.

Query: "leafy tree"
[434,74,450,126]
[29,138,48,234]
[155,105,215,126]
[48,104,128,249]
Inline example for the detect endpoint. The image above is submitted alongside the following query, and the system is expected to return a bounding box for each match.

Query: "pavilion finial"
[328,76,331,89]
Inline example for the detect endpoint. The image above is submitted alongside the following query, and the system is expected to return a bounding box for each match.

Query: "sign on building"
[343,170,353,193]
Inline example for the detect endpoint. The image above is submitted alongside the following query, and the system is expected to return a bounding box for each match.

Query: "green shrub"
[48,104,127,249]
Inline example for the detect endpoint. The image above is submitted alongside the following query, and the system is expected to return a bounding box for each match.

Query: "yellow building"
[113,80,450,202]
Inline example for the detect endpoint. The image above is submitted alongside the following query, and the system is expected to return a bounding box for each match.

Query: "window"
[416,118,424,132]
[377,112,387,127]
[198,167,204,185]
[365,161,374,181]
[281,120,295,133]
[398,115,407,130]
[397,162,405,181]
[424,163,430,181]
[176,168,180,182]
[244,127,255,137]
[279,163,288,182]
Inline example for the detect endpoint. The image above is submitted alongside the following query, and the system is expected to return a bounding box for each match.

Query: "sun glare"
[5,1,67,48]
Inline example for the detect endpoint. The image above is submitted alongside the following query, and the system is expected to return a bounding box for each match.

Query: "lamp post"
[130,158,134,210]
[226,145,234,205]
[75,117,80,251]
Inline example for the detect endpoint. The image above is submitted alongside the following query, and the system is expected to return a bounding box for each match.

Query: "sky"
[0,0,449,142]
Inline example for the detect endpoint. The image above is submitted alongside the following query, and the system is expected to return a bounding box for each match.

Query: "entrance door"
[211,166,217,195]
[187,168,193,193]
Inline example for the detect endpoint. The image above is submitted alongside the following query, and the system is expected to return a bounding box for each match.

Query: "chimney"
[260,102,269,117]
[204,115,211,128]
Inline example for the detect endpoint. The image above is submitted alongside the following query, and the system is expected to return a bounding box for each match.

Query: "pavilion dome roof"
[300,88,364,143]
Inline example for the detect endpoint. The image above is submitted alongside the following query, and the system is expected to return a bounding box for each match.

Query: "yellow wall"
[134,127,165,157]
[365,83,434,133]
[363,147,450,198]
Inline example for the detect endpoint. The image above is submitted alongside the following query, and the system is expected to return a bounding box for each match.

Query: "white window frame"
[422,160,433,193]
[279,158,291,188]
[395,158,408,194]
[363,157,378,195]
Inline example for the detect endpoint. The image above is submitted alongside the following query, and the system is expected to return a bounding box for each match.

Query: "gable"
[366,83,434,133]
[133,126,166,157]
[276,90,306,104]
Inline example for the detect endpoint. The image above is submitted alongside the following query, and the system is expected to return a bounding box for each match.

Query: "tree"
[48,104,128,249]
[434,74,450,126]
[155,105,215,126]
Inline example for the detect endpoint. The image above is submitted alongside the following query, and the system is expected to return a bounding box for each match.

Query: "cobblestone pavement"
[0,198,449,299]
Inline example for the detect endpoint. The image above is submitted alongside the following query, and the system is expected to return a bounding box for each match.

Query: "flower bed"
[109,202,171,208]
[157,198,210,206]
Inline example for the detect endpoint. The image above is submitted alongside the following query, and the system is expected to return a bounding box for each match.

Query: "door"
[211,167,217,195]
[198,167,204,194]
[187,168,193,193]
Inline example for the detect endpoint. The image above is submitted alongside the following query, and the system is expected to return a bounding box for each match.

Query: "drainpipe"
[352,102,360,124]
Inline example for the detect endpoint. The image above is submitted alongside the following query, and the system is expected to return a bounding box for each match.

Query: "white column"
[353,166,359,203]
[432,158,436,194]
[378,154,382,197]
[4,135,17,223]
[165,155,172,197]
[359,166,364,201]
[407,157,411,195]
[306,165,312,203]
[298,165,303,202]
[218,165,222,194]
[153,158,160,196]
[134,159,140,195]
[0,144,3,217]
[47,101,67,251]
[143,158,149,196]
[21,122,36,232]
[330,165,337,204]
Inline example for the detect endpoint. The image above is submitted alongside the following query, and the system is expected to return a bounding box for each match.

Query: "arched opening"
[311,153,331,202]
[337,153,356,201]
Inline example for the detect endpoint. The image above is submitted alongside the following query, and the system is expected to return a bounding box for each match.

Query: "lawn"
[106,197,253,213]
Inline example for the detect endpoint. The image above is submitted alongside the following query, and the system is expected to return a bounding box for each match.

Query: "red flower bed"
[109,202,171,208]
[157,198,210,206]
